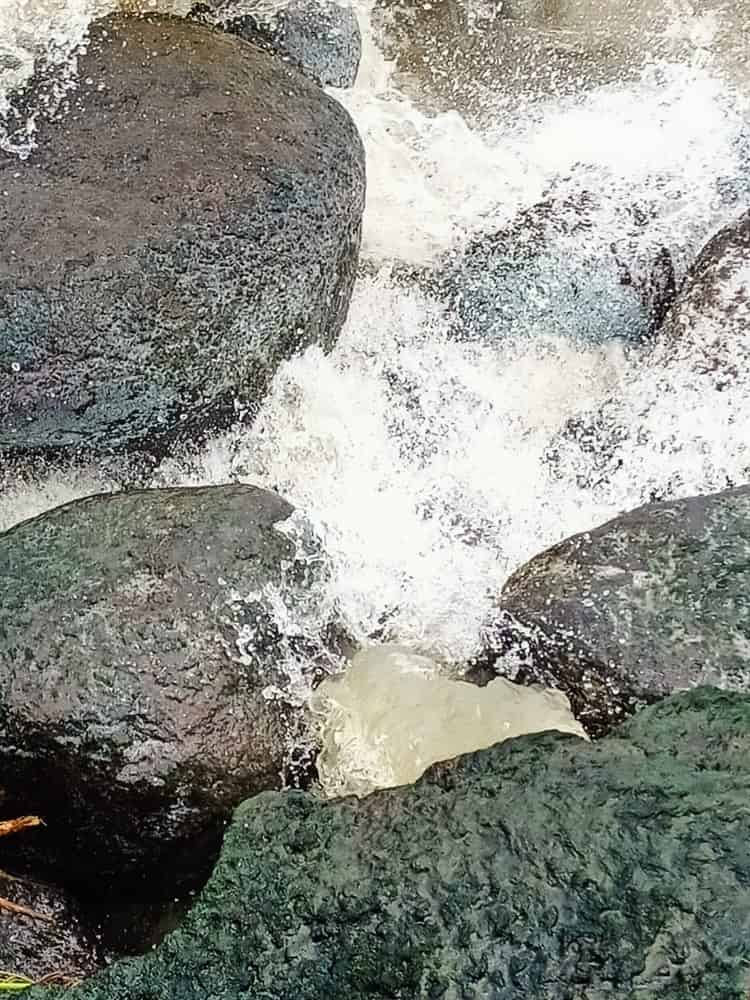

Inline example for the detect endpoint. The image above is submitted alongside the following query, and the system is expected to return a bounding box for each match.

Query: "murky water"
[1,0,749,788]
[311,644,586,798]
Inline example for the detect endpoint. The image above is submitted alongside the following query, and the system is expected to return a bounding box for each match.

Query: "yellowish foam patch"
[310,644,587,798]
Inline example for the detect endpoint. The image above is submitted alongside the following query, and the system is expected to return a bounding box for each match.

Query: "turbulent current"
[2,0,750,792]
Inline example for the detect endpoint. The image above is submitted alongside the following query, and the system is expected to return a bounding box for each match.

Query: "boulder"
[474,484,750,736]
[372,0,694,115]
[195,0,362,88]
[424,189,677,346]
[647,208,750,387]
[0,484,344,898]
[0,14,365,464]
[33,687,750,999]
[0,871,101,983]
[385,182,678,347]
[541,209,750,498]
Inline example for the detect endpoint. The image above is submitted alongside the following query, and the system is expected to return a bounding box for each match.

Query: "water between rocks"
[1,0,750,795]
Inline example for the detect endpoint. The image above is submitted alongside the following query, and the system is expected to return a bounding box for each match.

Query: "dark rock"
[0,14,365,464]
[196,0,362,88]
[34,687,750,999]
[0,484,344,899]
[424,189,677,345]
[647,208,750,388]
[476,484,750,737]
[541,209,750,496]
[0,871,101,982]
[372,0,688,117]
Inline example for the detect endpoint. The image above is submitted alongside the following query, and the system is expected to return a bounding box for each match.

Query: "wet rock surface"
[542,209,750,496]
[388,185,677,347]
[200,0,362,88]
[0,871,101,983]
[35,687,750,999]
[372,0,702,117]
[0,14,365,464]
[0,484,343,898]
[648,207,750,385]
[476,484,750,736]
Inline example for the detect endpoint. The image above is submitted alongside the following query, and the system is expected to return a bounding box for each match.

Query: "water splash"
[0,0,192,153]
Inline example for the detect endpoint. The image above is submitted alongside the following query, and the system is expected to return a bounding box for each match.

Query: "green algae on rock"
[0,484,343,900]
[38,687,750,999]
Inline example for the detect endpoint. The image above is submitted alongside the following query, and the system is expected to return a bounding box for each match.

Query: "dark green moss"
[41,688,750,999]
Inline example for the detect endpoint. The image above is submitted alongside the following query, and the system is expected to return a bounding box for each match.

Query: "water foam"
[0,0,194,153]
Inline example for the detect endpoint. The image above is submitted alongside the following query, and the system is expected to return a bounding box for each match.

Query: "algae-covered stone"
[40,688,750,999]
[478,483,750,735]
[0,484,342,898]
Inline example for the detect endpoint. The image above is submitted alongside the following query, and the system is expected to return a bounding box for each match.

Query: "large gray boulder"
[35,687,750,999]
[0,484,344,898]
[0,14,365,464]
[475,484,750,736]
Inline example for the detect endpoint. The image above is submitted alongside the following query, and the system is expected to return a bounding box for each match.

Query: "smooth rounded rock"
[0,14,365,463]
[475,484,750,735]
[425,188,677,345]
[0,484,343,898]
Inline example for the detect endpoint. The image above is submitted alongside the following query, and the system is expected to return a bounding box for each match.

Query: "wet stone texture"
[34,688,750,999]
[0,14,365,464]
[391,186,677,347]
[0,872,101,982]
[0,484,343,899]
[542,208,750,496]
[647,207,750,386]
[200,0,362,88]
[476,484,750,736]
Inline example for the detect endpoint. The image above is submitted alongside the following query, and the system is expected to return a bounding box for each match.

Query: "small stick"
[0,818,42,839]
[0,898,52,923]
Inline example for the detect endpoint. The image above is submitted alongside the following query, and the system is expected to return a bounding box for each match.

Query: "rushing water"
[1,0,750,786]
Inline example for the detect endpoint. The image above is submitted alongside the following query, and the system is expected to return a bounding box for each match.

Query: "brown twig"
[0,897,53,923]
[34,971,83,987]
[0,817,43,839]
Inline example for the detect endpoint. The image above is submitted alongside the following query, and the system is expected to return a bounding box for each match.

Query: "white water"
[2,1,750,755]
[151,0,750,669]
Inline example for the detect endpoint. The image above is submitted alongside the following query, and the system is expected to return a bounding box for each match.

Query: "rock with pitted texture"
[197,0,362,88]
[0,14,364,464]
[474,483,750,736]
[0,484,344,899]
